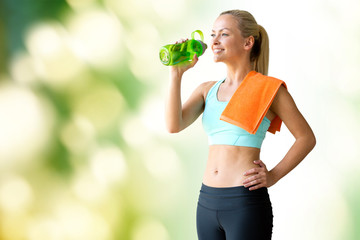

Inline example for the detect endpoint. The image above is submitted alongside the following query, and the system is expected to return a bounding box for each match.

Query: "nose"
[211,35,220,46]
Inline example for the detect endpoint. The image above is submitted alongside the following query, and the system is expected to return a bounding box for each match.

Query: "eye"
[222,33,229,36]
[210,33,216,37]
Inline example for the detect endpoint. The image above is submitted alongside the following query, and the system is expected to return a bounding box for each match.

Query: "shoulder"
[195,80,218,100]
[271,84,296,115]
[200,80,218,91]
[275,84,290,99]
[254,72,285,84]
[273,84,291,104]
[198,80,217,89]
[263,75,286,86]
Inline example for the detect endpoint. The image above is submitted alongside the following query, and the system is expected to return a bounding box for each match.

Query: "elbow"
[166,124,181,134]
[165,117,184,133]
[310,134,317,149]
[307,132,316,151]
[296,131,316,151]
[167,127,180,134]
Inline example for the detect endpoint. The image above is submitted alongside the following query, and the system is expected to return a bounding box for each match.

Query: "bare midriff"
[202,145,261,187]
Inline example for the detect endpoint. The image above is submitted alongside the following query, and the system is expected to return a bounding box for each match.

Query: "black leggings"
[196,184,273,240]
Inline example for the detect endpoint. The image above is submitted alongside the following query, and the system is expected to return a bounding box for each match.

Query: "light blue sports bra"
[202,79,270,148]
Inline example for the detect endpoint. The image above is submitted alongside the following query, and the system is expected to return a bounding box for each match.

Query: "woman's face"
[211,14,248,63]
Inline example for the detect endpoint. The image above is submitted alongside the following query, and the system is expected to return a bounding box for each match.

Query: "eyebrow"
[212,28,231,32]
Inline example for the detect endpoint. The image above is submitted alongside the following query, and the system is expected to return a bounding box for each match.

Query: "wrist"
[170,69,184,81]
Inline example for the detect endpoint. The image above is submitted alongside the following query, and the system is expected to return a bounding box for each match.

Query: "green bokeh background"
[0,0,359,239]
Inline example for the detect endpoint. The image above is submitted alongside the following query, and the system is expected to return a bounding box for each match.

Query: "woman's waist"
[198,184,271,211]
[204,145,261,187]
[208,145,260,167]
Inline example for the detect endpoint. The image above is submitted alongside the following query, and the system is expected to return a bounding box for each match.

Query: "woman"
[165,10,316,240]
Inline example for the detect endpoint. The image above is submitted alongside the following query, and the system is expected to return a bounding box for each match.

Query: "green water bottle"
[159,30,207,66]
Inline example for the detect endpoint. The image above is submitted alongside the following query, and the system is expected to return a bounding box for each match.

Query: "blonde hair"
[220,10,269,76]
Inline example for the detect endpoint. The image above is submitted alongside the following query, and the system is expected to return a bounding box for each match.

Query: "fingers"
[244,178,266,190]
[243,171,266,184]
[243,175,266,190]
[243,167,262,176]
[190,53,198,66]
[253,159,265,167]
[243,160,269,191]
[174,52,198,70]
[175,38,188,44]
[243,173,267,191]
[248,184,266,191]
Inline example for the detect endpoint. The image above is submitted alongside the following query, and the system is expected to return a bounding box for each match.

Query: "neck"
[225,61,254,86]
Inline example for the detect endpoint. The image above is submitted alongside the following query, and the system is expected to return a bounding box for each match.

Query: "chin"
[213,56,224,63]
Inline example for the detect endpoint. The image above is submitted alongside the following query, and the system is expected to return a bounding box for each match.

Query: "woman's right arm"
[165,43,214,133]
[165,53,201,133]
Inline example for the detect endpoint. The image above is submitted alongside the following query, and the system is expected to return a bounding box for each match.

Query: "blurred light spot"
[90,146,127,185]
[55,204,111,240]
[60,115,96,154]
[126,21,160,82]
[73,85,124,131]
[27,218,63,240]
[72,170,107,203]
[10,52,37,84]
[0,84,53,166]
[26,23,62,56]
[104,0,152,20]
[0,175,33,213]
[143,144,181,180]
[66,0,96,10]
[129,56,159,83]
[68,9,123,69]
[25,22,84,86]
[121,115,152,147]
[2,213,29,239]
[132,217,169,240]
[139,96,167,135]
[151,0,185,20]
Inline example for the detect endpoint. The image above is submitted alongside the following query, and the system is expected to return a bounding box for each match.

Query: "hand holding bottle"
[159,30,207,67]
[169,38,199,78]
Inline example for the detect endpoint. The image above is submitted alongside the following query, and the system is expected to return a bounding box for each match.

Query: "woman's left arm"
[243,85,316,190]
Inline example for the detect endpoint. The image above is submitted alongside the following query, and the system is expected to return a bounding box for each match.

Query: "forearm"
[270,134,316,184]
[164,48,199,133]
[165,72,184,133]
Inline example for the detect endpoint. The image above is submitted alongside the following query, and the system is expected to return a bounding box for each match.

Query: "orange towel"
[220,71,287,134]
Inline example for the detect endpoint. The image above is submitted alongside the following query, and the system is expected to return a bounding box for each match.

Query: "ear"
[244,36,255,50]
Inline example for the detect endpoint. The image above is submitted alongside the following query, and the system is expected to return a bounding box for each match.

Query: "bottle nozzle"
[202,42,207,51]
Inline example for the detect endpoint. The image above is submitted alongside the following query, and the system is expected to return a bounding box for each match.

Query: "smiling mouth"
[213,49,224,53]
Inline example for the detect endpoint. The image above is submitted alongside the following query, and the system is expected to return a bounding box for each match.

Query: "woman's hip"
[197,183,272,211]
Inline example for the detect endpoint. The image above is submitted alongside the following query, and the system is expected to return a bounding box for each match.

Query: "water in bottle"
[159,30,207,66]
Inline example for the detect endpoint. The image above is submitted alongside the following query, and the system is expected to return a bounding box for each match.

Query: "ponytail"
[254,25,269,76]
